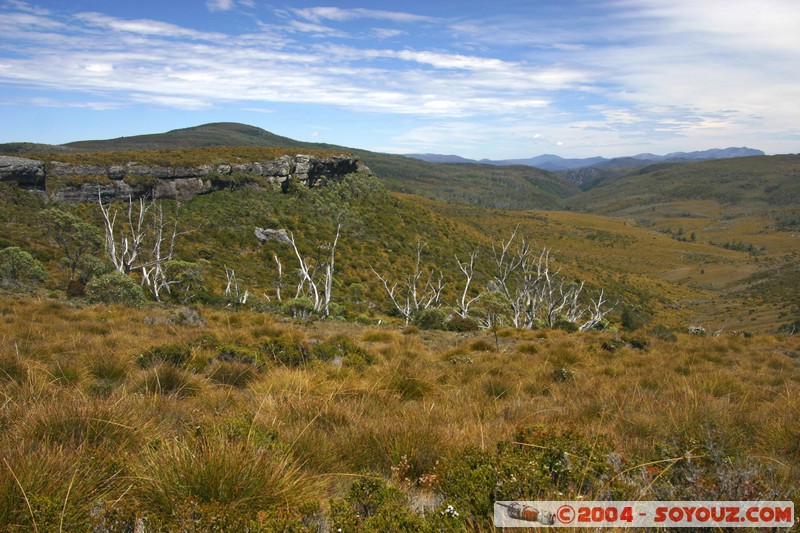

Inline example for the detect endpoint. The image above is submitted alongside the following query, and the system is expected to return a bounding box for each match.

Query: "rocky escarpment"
[0,154,369,203]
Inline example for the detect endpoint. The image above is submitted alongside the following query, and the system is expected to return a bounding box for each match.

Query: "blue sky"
[1,0,799,158]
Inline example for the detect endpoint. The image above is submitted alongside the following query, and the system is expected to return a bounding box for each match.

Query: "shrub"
[258,336,308,367]
[447,314,480,332]
[281,297,315,319]
[330,478,426,532]
[0,246,46,290]
[75,254,111,284]
[313,335,375,368]
[621,306,652,331]
[86,271,147,306]
[649,324,677,341]
[415,307,447,330]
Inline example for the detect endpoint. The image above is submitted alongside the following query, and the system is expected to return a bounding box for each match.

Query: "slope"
[2,122,578,211]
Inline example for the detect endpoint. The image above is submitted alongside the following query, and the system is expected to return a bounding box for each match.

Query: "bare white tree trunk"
[98,192,149,275]
[285,219,342,317]
[273,252,283,303]
[224,265,248,307]
[372,239,445,325]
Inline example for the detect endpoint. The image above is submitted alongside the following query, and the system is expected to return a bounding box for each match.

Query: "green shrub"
[446,314,480,332]
[258,336,309,367]
[214,344,264,366]
[621,305,652,331]
[330,478,426,532]
[0,246,46,290]
[281,297,315,319]
[415,307,447,330]
[75,254,111,284]
[313,335,375,368]
[85,271,147,306]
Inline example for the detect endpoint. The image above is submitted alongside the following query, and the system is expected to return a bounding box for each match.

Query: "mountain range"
[406,147,765,171]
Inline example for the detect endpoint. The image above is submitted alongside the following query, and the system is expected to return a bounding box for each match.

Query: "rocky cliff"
[0,153,369,203]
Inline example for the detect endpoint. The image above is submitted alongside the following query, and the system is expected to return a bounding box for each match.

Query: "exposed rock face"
[0,153,370,203]
[254,227,292,245]
[0,156,46,187]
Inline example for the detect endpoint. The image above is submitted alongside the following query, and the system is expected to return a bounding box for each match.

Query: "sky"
[1,0,799,159]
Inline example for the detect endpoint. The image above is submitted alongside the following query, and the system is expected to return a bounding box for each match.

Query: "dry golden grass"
[0,294,798,529]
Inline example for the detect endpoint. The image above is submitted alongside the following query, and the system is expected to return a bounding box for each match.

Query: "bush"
[282,297,315,319]
[446,314,480,332]
[86,271,147,306]
[415,307,447,330]
[258,336,309,367]
[75,254,111,284]
[215,344,267,367]
[0,246,46,290]
[313,335,375,368]
[621,306,652,331]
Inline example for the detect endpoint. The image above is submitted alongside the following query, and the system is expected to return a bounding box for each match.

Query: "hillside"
[1,123,577,211]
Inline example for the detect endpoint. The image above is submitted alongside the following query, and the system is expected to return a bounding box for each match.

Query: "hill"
[1,123,579,211]
[64,122,309,151]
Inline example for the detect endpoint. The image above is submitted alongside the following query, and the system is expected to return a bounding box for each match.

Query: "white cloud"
[293,7,436,24]
[0,1,798,156]
[206,0,234,12]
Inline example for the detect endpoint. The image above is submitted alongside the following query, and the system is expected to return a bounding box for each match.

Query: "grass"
[0,295,796,529]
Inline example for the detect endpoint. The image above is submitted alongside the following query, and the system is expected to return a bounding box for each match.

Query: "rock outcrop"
[0,156,46,187]
[0,153,370,203]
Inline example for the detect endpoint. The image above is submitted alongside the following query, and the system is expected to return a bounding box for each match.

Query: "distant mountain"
[404,153,477,164]
[405,147,766,172]
[480,154,607,171]
[631,147,764,162]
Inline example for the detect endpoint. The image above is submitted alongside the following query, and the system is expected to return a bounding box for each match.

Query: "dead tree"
[284,220,342,317]
[224,265,249,307]
[578,289,614,331]
[372,240,445,325]
[455,251,480,318]
[273,252,283,303]
[99,193,187,302]
[98,192,148,275]
[139,202,181,301]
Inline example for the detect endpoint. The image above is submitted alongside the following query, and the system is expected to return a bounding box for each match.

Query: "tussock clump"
[135,436,323,525]
[137,364,203,397]
[206,360,258,387]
